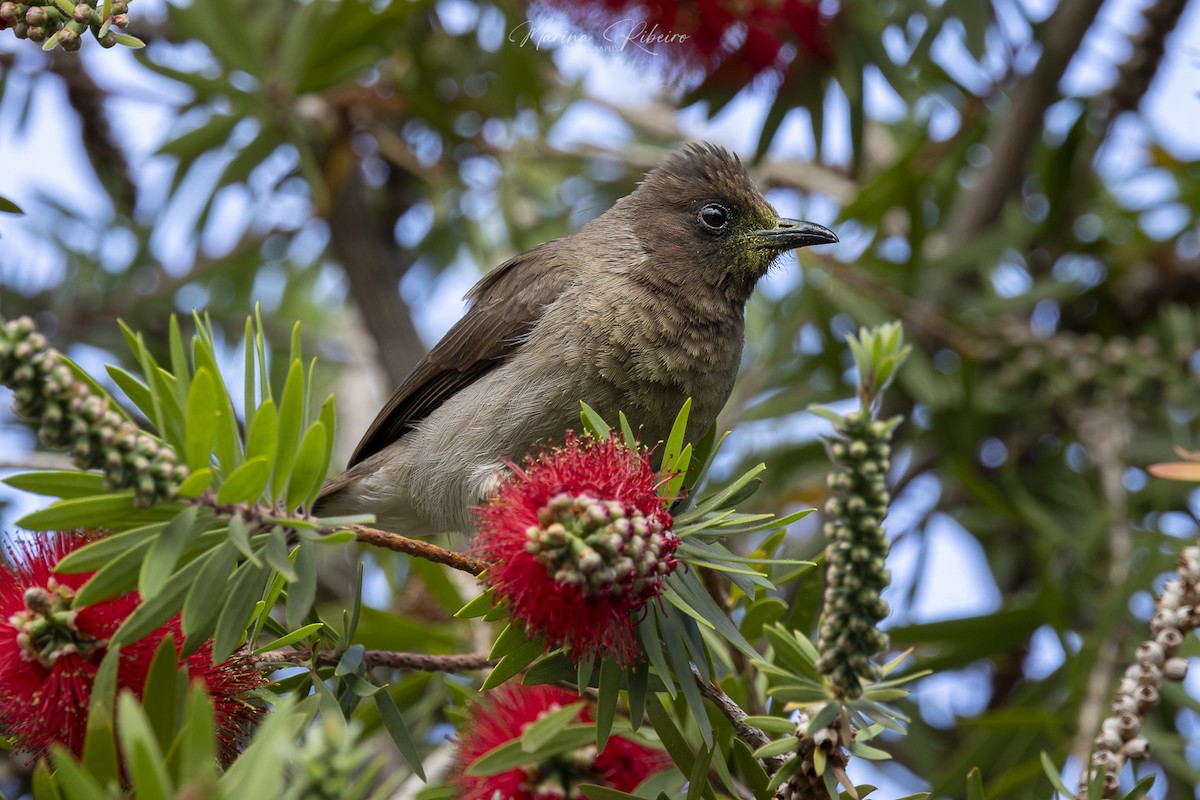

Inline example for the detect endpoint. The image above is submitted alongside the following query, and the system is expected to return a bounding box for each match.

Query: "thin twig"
[349,524,486,575]
[691,666,789,774]
[258,647,495,672]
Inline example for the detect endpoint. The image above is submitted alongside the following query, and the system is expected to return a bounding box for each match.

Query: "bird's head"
[622,142,837,302]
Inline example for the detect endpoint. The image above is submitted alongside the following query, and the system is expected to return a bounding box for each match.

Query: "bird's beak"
[751,218,839,251]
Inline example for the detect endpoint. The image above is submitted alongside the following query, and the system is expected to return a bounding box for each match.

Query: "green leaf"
[595,657,621,752]
[1040,752,1074,795]
[245,398,278,474]
[646,692,694,776]
[177,468,213,498]
[110,573,191,648]
[140,506,200,600]
[579,787,643,800]
[262,528,298,582]
[216,456,271,504]
[285,539,318,628]
[116,693,173,800]
[184,368,217,472]
[309,396,337,508]
[482,634,546,690]
[55,523,165,573]
[286,421,327,511]
[272,360,305,501]
[0,194,25,215]
[489,623,534,660]
[3,470,106,498]
[468,725,596,776]
[253,622,325,654]
[175,683,217,786]
[141,634,181,749]
[965,767,986,800]
[32,757,65,800]
[74,537,155,606]
[375,689,427,780]
[743,715,799,734]
[521,700,587,752]
[753,737,800,759]
[455,589,498,618]
[212,558,271,662]
[579,401,611,437]
[17,492,140,531]
[80,702,119,791]
[48,747,106,800]
[182,540,238,655]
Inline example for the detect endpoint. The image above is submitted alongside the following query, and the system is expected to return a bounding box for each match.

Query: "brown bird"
[317,142,837,534]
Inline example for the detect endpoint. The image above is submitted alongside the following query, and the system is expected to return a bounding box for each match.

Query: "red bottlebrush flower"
[534,0,836,82]
[0,531,264,762]
[454,684,670,799]
[474,432,680,666]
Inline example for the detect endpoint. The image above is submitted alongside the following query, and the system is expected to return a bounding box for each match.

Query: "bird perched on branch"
[316,142,837,535]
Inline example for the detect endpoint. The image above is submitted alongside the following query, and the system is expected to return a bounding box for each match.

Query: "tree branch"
[945,0,1107,242]
[349,524,486,575]
[259,647,495,672]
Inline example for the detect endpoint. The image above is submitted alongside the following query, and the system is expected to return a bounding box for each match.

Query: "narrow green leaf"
[17,492,139,531]
[645,692,694,776]
[141,634,181,749]
[579,401,611,437]
[175,683,217,786]
[32,757,65,800]
[74,538,154,606]
[286,421,327,511]
[177,468,213,498]
[3,470,106,498]
[215,456,271,505]
[116,693,173,800]
[595,657,621,752]
[184,369,217,472]
[686,742,714,800]
[639,610,675,698]
[245,398,277,470]
[468,726,595,776]
[242,318,257,435]
[627,659,648,732]
[168,316,190,405]
[227,515,260,565]
[212,558,271,662]
[489,623,533,660]
[579,787,643,800]
[482,635,545,690]
[262,528,298,582]
[1040,752,1074,795]
[140,506,199,600]
[55,523,164,573]
[455,589,497,619]
[521,701,587,752]
[253,622,325,654]
[308,396,337,508]
[660,397,691,471]
[182,540,238,655]
[48,747,106,800]
[965,767,985,800]
[80,702,119,791]
[753,737,800,759]
[285,539,318,628]
[110,574,191,648]
[375,690,427,780]
[272,360,305,501]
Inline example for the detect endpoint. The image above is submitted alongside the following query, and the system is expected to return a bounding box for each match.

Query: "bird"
[316,142,837,535]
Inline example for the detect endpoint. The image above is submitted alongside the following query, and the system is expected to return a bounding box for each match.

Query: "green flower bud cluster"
[8,578,103,669]
[0,316,185,507]
[525,492,675,599]
[0,0,128,50]
[1082,545,1200,798]
[517,742,600,799]
[990,323,1190,414]
[816,411,894,700]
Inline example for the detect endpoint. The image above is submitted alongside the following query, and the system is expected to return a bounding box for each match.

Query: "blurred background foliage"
[2,0,1200,796]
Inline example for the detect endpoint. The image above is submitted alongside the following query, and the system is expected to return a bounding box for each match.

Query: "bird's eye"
[698,203,730,232]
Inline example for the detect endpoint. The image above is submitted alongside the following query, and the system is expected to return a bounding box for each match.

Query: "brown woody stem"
[348,524,486,575]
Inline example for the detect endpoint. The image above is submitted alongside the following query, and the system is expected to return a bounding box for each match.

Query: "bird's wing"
[345,240,572,468]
